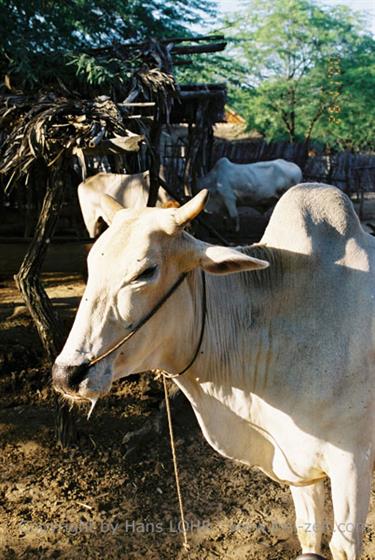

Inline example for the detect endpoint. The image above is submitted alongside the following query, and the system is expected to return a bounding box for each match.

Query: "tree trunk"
[15,167,64,357]
[14,162,78,447]
[289,87,296,143]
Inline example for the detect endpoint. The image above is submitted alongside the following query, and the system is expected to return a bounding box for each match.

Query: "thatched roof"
[0,95,136,185]
[0,67,177,190]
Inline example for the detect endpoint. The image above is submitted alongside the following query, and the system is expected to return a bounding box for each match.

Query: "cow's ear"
[100,194,124,225]
[199,244,269,275]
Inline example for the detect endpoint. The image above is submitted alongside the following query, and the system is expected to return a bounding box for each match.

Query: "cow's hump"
[261,183,364,254]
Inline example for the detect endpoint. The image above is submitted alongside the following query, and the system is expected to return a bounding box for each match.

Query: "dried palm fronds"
[0,60,177,191]
[0,93,145,190]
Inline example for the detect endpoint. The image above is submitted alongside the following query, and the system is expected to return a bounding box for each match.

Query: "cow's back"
[244,159,302,194]
[78,171,161,236]
[271,159,302,184]
[95,171,149,207]
[214,158,302,201]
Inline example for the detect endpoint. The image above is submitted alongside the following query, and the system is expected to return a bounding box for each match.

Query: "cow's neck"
[164,244,287,399]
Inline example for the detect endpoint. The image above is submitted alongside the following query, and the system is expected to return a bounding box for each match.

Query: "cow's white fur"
[198,157,303,230]
[78,171,170,237]
[55,183,374,560]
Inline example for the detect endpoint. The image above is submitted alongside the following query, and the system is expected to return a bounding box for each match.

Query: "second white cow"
[198,157,303,230]
[78,171,171,237]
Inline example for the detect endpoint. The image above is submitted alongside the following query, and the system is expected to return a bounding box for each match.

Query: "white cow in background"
[78,171,172,237]
[198,157,303,230]
[54,183,374,560]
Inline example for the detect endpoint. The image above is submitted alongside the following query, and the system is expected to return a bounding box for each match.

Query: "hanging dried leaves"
[0,94,145,190]
[0,45,178,192]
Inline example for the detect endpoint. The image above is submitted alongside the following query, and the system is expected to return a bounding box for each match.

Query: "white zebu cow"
[53,184,374,560]
[198,157,302,230]
[78,171,170,237]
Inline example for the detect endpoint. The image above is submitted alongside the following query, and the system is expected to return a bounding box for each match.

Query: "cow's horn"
[175,189,209,227]
[100,194,124,224]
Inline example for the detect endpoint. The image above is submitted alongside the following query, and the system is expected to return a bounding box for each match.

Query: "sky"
[216,0,375,35]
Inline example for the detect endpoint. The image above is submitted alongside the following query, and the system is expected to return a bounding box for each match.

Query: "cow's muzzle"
[52,362,90,397]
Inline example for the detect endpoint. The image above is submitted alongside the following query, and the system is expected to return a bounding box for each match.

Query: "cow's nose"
[52,362,90,394]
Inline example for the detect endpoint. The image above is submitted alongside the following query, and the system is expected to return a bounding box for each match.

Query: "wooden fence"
[1,138,375,243]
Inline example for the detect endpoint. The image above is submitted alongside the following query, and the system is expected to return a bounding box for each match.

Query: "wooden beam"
[179,83,226,91]
[179,90,226,100]
[86,41,227,63]
[159,34,225,45]
[87,35,226,55]
[118,102,156,107]
[171,42,227,56]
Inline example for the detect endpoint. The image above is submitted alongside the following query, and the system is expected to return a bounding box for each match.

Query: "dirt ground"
[1,196,375,560]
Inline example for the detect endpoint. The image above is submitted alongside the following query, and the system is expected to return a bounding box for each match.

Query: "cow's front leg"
[290,481,326,557]
[328,452,372,560]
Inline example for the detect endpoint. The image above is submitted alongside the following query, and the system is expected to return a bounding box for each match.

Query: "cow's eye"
[132,265,158,283]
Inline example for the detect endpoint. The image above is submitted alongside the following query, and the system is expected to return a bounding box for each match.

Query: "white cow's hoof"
[295,554,326,560]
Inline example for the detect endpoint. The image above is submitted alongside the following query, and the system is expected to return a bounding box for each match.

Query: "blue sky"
[215,0,375,34]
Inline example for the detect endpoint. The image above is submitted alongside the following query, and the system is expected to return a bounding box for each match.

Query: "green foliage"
[0,0,217,91]
[223,0,375,150]
[67,54,135,90]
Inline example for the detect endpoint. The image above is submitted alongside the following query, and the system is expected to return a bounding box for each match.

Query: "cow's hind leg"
[221,192,239,231]
[291,481,326,556]
[328,452,372,560]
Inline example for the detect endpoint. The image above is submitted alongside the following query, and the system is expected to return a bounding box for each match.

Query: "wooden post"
[14,161,77,447]
[147,122,162,207]
[15,166,64,357]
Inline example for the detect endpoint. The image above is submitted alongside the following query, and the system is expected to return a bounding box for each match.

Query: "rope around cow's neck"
[162,269,206,378]
[88,270,206,376]
[87,269,207,552]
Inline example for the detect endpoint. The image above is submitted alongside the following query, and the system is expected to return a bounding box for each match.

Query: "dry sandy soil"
[1,196,375,560]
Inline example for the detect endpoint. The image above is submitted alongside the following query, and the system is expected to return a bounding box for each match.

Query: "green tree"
[0,0,217,91]
[312,35,375,150]
[224,0,375,150]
